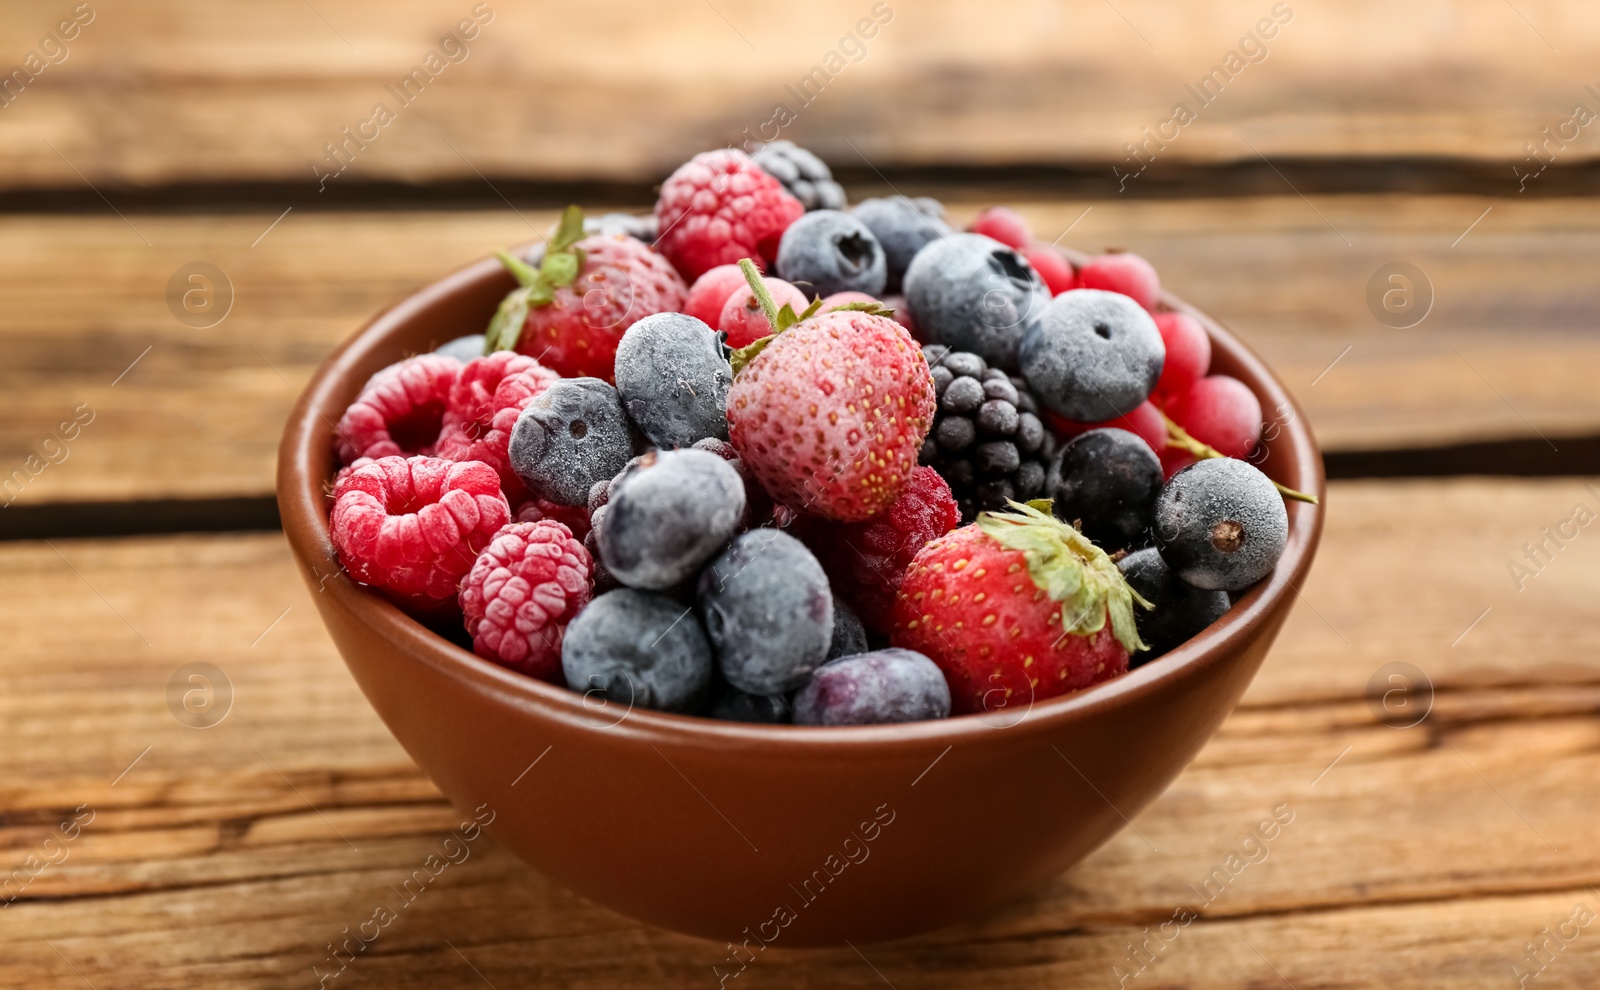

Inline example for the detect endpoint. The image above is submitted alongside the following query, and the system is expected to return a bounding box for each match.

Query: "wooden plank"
[3,196,1598,507]
[2,479,1599,986]
[3,1,1600,189]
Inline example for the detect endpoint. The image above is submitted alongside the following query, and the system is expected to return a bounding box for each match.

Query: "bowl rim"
[277,244,1326,751]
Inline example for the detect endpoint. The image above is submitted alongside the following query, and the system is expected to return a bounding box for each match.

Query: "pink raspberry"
[802,466,960,633]
[335,354,461,464]
[459,521,592,681]
[435,352,559,500]
[654,150,805,282]
[330,456,510,616]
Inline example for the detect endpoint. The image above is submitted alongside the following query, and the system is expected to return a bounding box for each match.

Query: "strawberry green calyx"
[484,205,589,352]
[1161,412,1319,505]
[827,300,897,318]
[728,258,823,376]
[976,499,1151,654]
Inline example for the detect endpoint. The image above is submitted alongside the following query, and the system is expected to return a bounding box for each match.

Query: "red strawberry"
[486,207,686,382]
[892,501,1146,715]
[725,263,936,522]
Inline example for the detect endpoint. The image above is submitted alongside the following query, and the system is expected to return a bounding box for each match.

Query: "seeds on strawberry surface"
[508,377,638,506]
[1020,288,1165,422]
[903,233,1050,371]
[775,209,888,299]
[1153,457,1287,591]
[792,649,952,726]
[613,312,732,449]
[561,588,712,713]
[598,449,746,591]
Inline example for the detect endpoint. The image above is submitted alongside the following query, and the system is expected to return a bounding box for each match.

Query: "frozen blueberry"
[599,448,746,590]
[509,377,638,505]
[903,233,1050,371]
[698,530,832,695]
[584,212,658,242]
[852,196,953,293]
[1020,289,1165,421]
[1048,427,1164,551]
[434,334,485,362]
[562,588,712,713]
[775,210,887,298]
[614,312,732,449]
[791,649,951,726]
[706,682,792,724]
[1117,548,1230,664]
[752,140,847,212]
[1153,458,1288,591]
[828,595,869,661]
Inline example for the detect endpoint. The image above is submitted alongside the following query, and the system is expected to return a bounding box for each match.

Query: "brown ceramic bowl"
[277,247,1324,947]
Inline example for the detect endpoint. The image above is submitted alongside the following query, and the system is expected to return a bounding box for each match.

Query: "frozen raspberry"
[654,149,805,282]
[804,466,960,634]
[683,263,757,326]
[1025,247,1078,295]
[435,352,560,501]
[968,206,1032,250]
[513,497,592,541]
[335,354,461,465]
[459,521,593,681]
[515,234,687,382]
[329,456,511,616]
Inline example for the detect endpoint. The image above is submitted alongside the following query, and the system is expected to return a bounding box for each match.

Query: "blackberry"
[918,345,1057,521]
[751,140,847,212]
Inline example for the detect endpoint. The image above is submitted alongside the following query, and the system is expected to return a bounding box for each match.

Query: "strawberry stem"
[1161,412,1319,504]
[738,258,781,333]
[495,249,542,289]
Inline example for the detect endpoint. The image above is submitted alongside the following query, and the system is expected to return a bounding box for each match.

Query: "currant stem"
[1161,412,1320,505]
[737,258,781,333]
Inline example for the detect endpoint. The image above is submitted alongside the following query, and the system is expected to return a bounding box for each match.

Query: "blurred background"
[3,1,1599,987]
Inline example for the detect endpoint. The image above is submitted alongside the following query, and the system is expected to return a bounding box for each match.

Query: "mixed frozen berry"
[322,145,1315,728]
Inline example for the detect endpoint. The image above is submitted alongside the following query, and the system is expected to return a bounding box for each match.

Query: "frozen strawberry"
[485,206,686,382]
[726,262,936,522]
[892,502,1146,715]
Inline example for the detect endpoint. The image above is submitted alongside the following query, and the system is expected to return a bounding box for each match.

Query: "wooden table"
[4,2,1600,986]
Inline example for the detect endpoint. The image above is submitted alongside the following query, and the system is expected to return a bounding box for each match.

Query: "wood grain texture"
[2,1,1600,189]
[2,195,1597,507]
[2,480,1599,987]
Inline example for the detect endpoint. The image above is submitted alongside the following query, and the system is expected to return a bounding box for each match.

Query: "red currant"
[1025,247,1078,295]
[1152,311,1211,404]
[1077,250,1160,311]
[1169,375,1261,460]
[968,207,1032,250]
[1042,399,1165,457]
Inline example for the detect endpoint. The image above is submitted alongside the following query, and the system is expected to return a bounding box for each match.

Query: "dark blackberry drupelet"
[751,140,847,212]
[918,345,1057,521]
